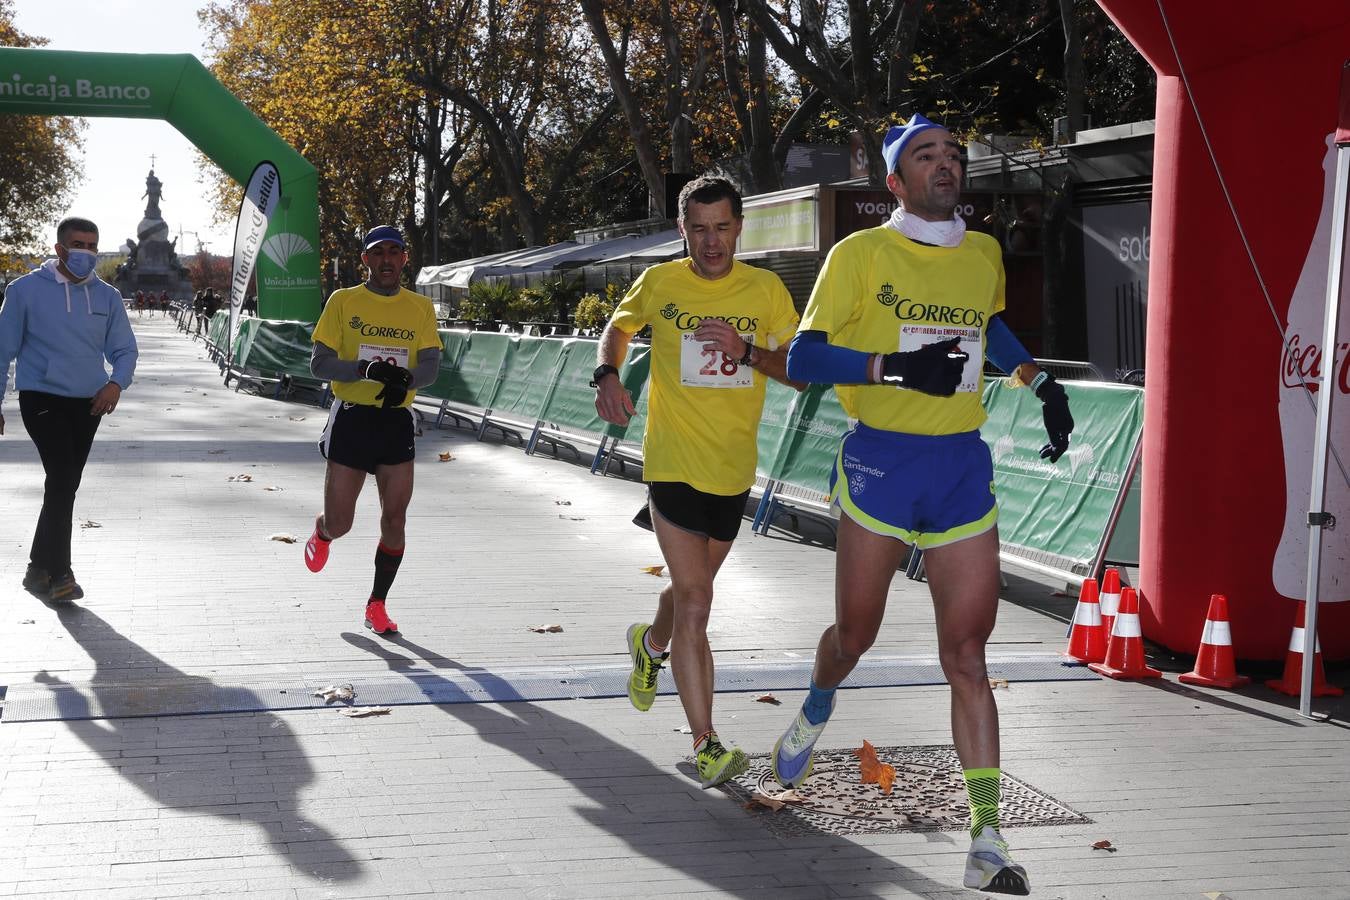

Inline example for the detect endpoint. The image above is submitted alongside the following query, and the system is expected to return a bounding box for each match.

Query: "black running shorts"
[647,481,751,543]
[318,401,416,474]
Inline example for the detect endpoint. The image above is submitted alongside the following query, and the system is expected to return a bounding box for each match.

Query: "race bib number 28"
[358,343,410,368]
[679,332,753,388]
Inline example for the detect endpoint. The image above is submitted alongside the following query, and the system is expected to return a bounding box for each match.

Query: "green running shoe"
[695,734,748,789]
[626,623,667,711]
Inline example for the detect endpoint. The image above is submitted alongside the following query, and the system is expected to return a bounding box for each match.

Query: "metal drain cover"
[723,745,1090,837]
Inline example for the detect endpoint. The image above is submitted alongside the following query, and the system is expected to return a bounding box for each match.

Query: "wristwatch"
[590,364,619,387]
[738,338,754,367]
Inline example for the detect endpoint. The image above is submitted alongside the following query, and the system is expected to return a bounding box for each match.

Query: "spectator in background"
[0,216,138,604]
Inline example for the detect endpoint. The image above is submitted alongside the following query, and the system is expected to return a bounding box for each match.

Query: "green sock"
[964,767,1001,839]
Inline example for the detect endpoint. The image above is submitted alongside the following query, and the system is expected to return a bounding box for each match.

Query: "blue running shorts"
[829,423,997,549]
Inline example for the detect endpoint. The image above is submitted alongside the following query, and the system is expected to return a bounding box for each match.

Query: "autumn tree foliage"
[0,0,85,269]
[194,0,1153,265]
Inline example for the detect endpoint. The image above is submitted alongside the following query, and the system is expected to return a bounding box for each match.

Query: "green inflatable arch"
[0,48,320,321]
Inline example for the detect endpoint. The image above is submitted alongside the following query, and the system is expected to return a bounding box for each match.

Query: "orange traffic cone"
[1098,568,1122,637]
[1265,601,1344,697]
[1089,587,1161,680]
[1065,578,1107,663]
[1179,594,1250,689]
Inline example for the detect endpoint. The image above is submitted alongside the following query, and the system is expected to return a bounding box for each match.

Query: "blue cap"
[881,114,945,174]
[363,225,406,250]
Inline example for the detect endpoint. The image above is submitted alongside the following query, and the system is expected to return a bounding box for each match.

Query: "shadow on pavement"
[38,606,362,885]
[343,630,960,898]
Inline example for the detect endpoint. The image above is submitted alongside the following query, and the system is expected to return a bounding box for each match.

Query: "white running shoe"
[963,826,1029,895]
[771,693,835,788]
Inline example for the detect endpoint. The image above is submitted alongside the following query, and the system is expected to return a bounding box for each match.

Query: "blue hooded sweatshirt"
[0,259,138,413]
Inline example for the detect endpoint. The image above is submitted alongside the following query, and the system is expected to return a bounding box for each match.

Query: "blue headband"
[882,114,945,174]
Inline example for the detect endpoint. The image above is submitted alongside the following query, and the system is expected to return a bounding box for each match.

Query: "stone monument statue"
[114,167,195,302]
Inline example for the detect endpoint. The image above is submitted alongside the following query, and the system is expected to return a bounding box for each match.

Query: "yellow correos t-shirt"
[800,226,1004,435]
[312,285,440,408]
[611,258,799,495]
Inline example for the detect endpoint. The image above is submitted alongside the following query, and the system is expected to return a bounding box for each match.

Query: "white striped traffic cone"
[1178,594,1250,689]
[1098,567,1122,637]
[1265,601,1343,697]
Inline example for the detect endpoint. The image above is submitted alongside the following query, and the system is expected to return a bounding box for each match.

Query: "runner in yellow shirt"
[594,176,800,788]
[303,226,442,636]
[770,116,1073,896]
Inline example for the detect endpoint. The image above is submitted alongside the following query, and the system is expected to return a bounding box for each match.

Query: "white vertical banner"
[228,161,281,368]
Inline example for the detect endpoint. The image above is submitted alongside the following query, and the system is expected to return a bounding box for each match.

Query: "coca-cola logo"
[1282,334,1350,394]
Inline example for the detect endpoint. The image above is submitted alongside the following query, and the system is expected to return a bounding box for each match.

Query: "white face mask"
[62,246,98,279]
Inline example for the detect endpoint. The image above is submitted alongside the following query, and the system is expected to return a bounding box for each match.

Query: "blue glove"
[880,337,968,396]
[1034,374,1074,462]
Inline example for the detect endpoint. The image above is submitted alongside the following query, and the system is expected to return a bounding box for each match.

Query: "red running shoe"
[304,524,330,573]
[365,600,398,634]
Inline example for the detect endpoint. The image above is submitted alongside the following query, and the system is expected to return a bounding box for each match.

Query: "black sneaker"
[22,564,51,595]
[47,572,84,605]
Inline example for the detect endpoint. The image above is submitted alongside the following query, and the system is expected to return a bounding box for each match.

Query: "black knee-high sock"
[370,542,404,602]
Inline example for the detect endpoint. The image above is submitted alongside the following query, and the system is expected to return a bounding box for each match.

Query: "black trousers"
[19,391,102,577]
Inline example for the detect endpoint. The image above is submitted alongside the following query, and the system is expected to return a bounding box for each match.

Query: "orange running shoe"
[365,600,398,634]
[304,522,330,573]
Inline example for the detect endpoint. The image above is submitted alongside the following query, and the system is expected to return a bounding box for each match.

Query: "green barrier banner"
[441,331,513,408]
[755,379,804,481]
[539,339,611,435]
[0,48,320,320]
[768,383,850,496]
[208,310,229,349]
[230,316,261,368]
[424,330,473,399]
[982,380,1143,576]
[603,345,652,441]
[240,320,314,380]
[491,337,568,420]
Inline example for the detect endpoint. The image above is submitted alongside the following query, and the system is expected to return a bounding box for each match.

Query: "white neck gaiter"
[886,204,966,248]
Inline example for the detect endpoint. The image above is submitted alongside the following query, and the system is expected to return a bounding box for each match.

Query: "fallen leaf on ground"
[438,452,455,462]
[263,486,283,492]
[228,474,253,482]
[743,788,806,811]
[208,449,226,455]
[527,624,564,633]
[558,515,586,521]
[313,684,355,703]
[754,694,782,705]
[20,619,34,625]
[1091,840,1118,852]
[288,416,306,422]
[674,725,692,734]
[853,740,897,794]
[554,499,572,506]
[79,519,102,529]
[988,678,1009,689]
[340,706,390,718]
[640,565,665,577]
[269,533,298,544]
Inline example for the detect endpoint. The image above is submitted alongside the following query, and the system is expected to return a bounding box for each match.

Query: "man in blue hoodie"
[0,217,138,604]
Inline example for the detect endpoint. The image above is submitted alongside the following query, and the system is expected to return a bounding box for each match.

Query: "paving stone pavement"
[1,317,1347,899]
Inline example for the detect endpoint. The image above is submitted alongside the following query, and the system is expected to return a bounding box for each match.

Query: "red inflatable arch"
[1092,2,1350,659]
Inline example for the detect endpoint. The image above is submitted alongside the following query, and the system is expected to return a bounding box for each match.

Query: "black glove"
[374,383,408,409]
[360,358,413,388]
[1034,373,1074,463]
[879,337,969,396]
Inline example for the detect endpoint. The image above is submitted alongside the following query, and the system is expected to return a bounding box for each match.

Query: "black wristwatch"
[590,364,620,387]
[738,338,754,367]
